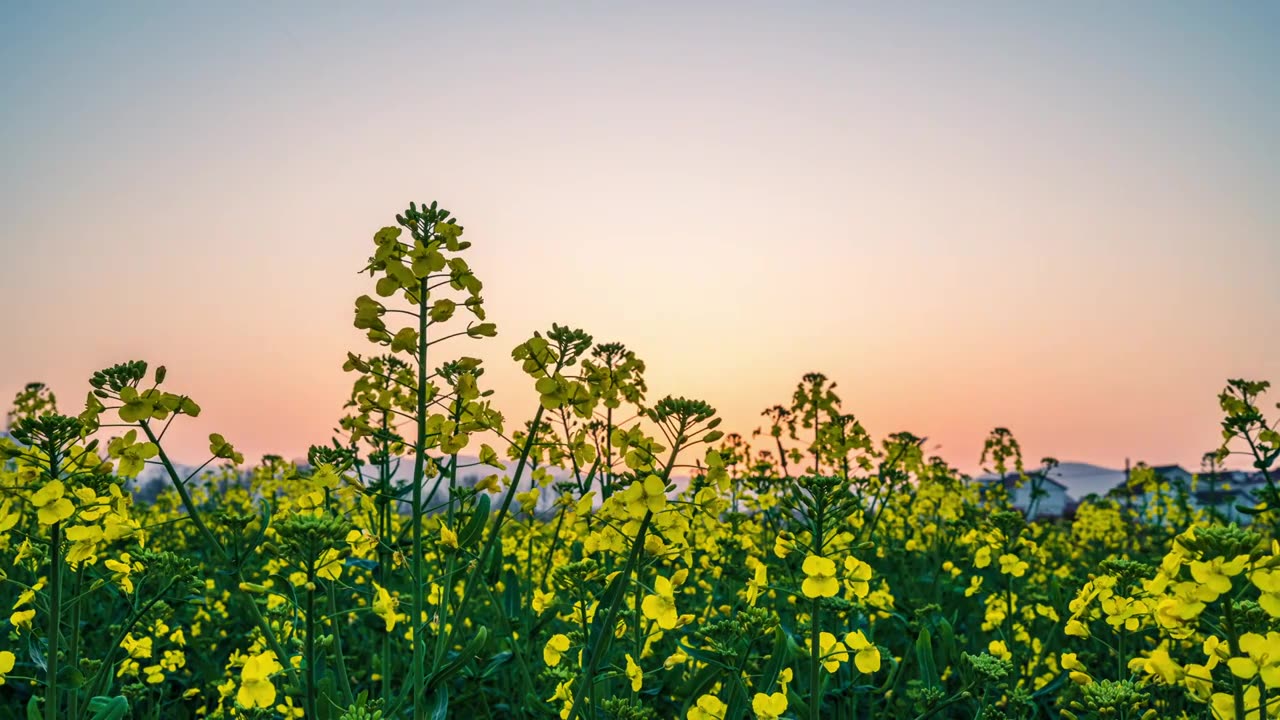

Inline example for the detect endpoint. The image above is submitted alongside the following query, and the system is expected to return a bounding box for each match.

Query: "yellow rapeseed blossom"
[642,575,679,630]
[625,653,642,692]
[623,475,667,518]
[236,650,283,709]
[544,634,571,667]
[30,480,74,526]
[751,691,787,720]
[372,582,398,632]
[845,630,881,673]
[687,693,727,720]
[801,555,838,598]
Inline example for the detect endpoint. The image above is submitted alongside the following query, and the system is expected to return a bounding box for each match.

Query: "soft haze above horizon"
[2,2,1277,474]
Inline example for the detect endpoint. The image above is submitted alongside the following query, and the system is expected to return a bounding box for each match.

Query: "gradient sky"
[2,2,1278,475]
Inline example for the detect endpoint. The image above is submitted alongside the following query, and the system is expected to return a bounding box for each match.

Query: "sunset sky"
[2,3,1277,475]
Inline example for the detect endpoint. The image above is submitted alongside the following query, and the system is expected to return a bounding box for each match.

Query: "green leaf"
[478,651,513,680]
[458,493,490,548]
[27,696,40,720]
[57,664,86,689]
[426,627,489,688]
[915,626,938,691]
[423,683,449,720]
[1030,670,1068,700]
[936,616,956,671]
[758,625,793,692]
[484,541,503,583]
[87,696,129,720]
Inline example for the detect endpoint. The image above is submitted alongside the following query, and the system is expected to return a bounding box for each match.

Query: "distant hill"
[977,462,1126,502]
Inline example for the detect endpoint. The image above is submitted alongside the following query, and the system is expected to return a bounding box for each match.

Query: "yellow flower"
[965,575,984,597]
[236,650,283,709]
[998,553,1028,578]
[0,650,15,685]
[752,691,787,720]
[844,556,872,598]
[625,653,642,692]
[1205,635,1230,669]
[0,499,20,533]
[988,640,1011,662]
[440,523,459,550]
[122,634,153,659]
[1153,593,1204,633]
[1127,643,1181,685]
[516,487,540,514]
[345,529,378,556]
[1061,652,1092,684]
[974,546,992,568]
[844,630,881,673]
[623,475,667,518]
[1184,663,1213,702]
[687,693,727,720]
[743,563,768,606]
[31,480,75,526]
[812,632,848,673]
[773,531,794,559]
[1190,555,1247,602]
[642,575,679,630]
[105,555,137,594]
[544,634,571,667]
[1064,619,1090,638]
[1211,685,1266,720]
[64,524,104,567]
[801,555,838,598]
[1101,595,1145,632]
[10,609,35,633]
[1228,631,1280,688]
[372,582,398,632]
[316,547,343,582]
[663,649,689,670]
[548,680,574,720]
[277,696,305,718]
[117,386,166,423]
[208,433,245,464]
[475,474,503,493]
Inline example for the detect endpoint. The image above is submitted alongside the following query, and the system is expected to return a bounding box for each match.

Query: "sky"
[2,2,1278,475]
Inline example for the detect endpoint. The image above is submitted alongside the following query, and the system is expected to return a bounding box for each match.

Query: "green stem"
[378,425,394,708]
[305,554,318,719]
[1225,601,1247,720]
[411,275,431,720]
[808,599,821,720]
[327,581,355,707]
[809,493,826,720]
[430,452,461,670]
[66,570,83,720]
[46,520,62,720]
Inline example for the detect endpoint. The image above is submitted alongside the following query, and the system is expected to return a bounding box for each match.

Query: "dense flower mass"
[0,201,1277,720]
